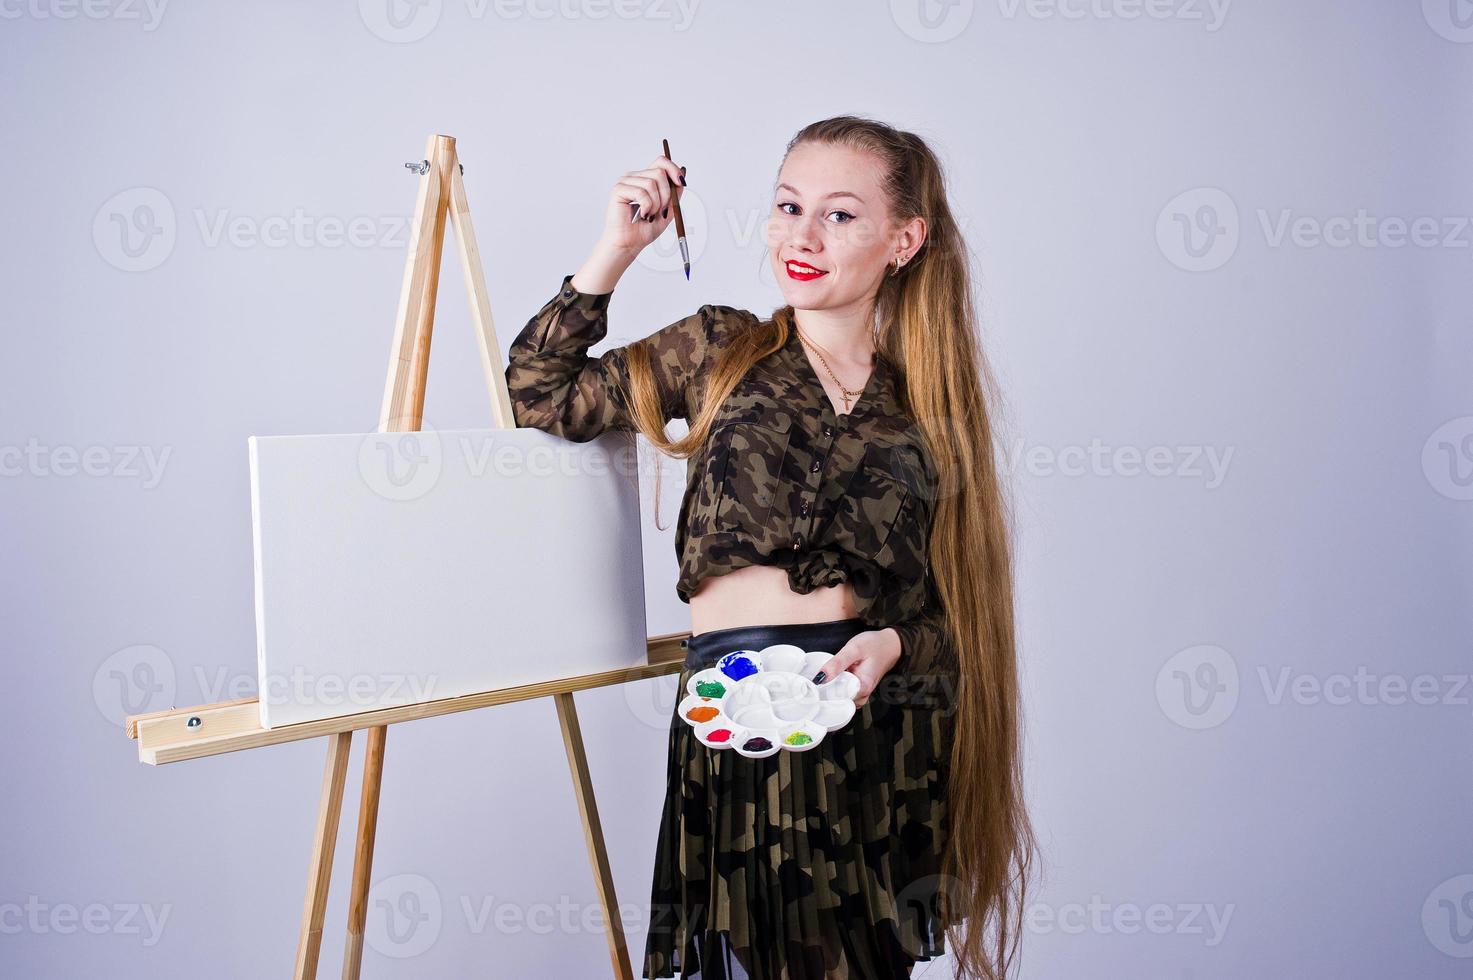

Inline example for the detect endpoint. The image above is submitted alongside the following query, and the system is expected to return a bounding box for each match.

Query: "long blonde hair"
[621,115,1037,980]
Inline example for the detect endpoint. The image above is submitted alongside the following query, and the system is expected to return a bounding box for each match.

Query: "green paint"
[783,731,813,746]
[695,680,726,698]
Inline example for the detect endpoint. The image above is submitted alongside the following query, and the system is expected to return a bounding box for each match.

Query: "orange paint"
[687,706,720,723]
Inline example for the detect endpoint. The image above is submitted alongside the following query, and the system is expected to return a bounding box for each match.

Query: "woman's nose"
[789,215,823,250]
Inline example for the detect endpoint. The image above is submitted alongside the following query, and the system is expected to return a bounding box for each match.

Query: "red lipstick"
[785,259,828,282]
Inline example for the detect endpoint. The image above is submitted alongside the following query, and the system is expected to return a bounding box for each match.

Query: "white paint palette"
[676,644,861,758]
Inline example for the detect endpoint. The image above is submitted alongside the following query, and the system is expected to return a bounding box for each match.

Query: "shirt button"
[810,458,822,473]
[793,532,804,549]
[799,499,810,516]
[562,288,574,298]
[822,424,834,438]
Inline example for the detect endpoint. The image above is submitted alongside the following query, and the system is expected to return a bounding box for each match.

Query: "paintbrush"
[662,138,691,280]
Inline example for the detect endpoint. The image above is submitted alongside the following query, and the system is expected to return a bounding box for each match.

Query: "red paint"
[706,728,732,743]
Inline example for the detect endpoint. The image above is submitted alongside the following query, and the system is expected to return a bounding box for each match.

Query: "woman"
[505,115,1035,980]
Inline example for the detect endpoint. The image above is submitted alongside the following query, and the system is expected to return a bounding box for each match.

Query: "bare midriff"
[688,564,859,636]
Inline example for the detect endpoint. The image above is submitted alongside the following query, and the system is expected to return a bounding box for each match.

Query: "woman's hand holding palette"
[677,644,862,759]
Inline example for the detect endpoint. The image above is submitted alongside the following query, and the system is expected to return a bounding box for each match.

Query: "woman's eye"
[776,202,854,224]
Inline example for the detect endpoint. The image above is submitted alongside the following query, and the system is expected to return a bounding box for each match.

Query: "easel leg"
[342,725,387,979]
[295,731,353,980]
[555,692,636,980]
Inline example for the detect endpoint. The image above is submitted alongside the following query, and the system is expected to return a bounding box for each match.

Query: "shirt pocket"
[840,442,927,564]
[706,409,794,535]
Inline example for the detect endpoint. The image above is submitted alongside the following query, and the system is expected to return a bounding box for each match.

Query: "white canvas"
[247,426,648,729]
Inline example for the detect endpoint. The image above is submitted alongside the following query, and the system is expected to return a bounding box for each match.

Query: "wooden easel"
[124,134,683,979]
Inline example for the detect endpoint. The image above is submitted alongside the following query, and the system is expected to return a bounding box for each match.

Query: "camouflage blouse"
[505,274,956,681]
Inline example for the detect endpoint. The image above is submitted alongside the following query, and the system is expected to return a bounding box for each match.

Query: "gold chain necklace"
[796,327,872,412]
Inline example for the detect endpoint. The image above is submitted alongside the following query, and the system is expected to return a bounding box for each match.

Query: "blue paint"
[718,652,760,681]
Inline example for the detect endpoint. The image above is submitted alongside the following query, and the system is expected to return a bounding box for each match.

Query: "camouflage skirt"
[642,617,951,980]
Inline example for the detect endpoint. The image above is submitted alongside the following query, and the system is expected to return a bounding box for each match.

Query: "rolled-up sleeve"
[891,567,959,686]
[505,273,714,442]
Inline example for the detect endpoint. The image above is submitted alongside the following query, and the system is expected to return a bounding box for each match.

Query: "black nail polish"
[813,671,826,684]
[679,168,687,186]
[662,206,669,219]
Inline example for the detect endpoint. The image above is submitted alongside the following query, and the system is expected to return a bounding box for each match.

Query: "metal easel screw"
[186,716,202,731]
[403,160,462,175]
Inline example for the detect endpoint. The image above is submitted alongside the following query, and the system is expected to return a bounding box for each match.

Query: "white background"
[2,1,1470,976]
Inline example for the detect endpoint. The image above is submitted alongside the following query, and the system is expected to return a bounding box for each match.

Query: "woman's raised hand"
[599,155,687,256]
